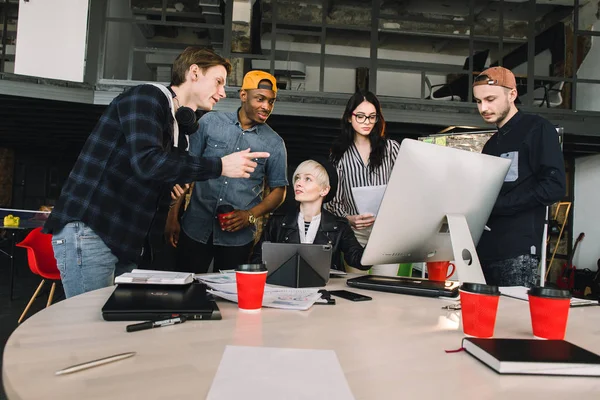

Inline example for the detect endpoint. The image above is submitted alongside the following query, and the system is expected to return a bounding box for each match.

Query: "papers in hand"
[115,269,194,285]
[351,184,386,216]
[196,273,322,311]
[499,286,598,307]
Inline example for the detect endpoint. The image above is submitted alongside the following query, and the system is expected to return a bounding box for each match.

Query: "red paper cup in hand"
[216,204,234,230]
[459,282,501,338]
[528,287,571,340]
[236,263,268,313]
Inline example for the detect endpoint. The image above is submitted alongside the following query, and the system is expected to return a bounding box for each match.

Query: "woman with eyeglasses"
[325,90,400,274]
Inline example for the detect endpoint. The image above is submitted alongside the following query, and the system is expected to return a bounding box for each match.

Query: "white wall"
[573,154,600,271]
[576,20,600,112]
[572,19,600,271]
[14,0,89,82]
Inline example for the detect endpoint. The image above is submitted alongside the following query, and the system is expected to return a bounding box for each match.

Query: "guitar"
[556,232,585,291]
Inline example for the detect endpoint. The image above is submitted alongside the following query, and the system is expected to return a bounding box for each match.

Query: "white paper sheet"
[206,346,355,400]
[351,185,386,216]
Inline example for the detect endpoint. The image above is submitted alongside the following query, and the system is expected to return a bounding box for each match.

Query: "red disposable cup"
[459,282,501,338]
[216,204,234,230]
[426,261,456,282]
[236,264,268,313]
[528,287,571,340]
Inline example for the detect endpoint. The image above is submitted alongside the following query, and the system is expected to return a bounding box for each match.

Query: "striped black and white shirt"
[325,139,400,218]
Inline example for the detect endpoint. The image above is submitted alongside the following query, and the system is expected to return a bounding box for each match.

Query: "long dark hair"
[330,90,387,170]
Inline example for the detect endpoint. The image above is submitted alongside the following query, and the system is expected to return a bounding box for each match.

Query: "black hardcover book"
[462,338,600,376]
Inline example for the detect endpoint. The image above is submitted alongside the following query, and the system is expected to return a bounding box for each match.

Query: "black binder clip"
[316,289,336,305]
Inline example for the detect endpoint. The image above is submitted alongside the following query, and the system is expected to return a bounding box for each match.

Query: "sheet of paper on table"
[206,346,355,400]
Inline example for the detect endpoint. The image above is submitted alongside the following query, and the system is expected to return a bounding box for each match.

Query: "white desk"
[3,277,600,399]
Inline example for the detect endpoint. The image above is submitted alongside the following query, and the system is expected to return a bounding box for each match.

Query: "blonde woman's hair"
[293,160,330,189]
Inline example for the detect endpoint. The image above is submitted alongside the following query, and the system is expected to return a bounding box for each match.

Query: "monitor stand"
[266,253,326,288]
[446,214,486,284]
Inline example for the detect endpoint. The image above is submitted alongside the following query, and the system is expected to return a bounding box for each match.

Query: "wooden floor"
[0,235,66,400]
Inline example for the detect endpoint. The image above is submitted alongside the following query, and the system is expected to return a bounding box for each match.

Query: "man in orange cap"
[472,66,566,287]
[166,70,288,273]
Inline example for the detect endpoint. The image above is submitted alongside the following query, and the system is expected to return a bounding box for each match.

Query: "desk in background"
[3,276,600,400]
[0,208,50,300]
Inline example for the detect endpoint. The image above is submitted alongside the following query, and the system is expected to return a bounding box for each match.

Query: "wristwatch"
[248,212,256,224]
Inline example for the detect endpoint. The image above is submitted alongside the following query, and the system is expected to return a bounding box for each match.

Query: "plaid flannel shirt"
[44,84,222,263]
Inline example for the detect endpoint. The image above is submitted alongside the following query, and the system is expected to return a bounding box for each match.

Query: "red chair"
[15,227,61,324]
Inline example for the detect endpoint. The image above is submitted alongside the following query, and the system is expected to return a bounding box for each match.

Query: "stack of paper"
[115,269,194,285]
[196,273,322,311]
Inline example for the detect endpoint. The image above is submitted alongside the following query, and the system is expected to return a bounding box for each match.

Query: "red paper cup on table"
[236,263,268,313]
[216,204,234,231]
[528,286,571,340]
[459,282,501,338]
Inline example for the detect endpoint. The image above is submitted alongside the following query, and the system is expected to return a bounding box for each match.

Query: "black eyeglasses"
[352,113,379,124]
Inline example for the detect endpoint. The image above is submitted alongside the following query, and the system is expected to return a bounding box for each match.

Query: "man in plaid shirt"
[44,47,270,298]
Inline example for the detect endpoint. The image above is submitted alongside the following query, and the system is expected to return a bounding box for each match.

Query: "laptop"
[262,242,332,288]
[346,275,460,298]
[102,282,222,321]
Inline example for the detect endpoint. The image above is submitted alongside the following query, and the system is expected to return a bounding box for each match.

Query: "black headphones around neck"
[175,106,200,136]
[169,85,204,136]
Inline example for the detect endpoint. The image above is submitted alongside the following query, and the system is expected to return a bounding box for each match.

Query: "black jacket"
[251,208,368,271]
[477,111,566,263]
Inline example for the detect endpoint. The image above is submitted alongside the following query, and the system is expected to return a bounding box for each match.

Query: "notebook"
[462,338,600,376]
[102,282,222,321]
[346,275,460,298]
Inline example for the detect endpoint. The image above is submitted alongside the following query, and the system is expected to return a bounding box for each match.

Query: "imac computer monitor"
[360,139,511,284]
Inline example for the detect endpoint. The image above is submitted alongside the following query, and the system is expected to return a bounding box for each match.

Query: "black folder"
[262,242,332,288]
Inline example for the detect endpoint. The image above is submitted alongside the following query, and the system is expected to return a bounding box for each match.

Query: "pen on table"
[55,352,136,376]
[126,316,187,333]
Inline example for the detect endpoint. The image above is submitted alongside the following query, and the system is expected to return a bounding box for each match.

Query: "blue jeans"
[51,221,136,298]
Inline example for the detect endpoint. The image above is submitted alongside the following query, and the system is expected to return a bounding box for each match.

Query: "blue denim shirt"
[181,110,288,246]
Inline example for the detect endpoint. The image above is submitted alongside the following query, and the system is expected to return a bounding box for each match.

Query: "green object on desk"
[397,263,413,277]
